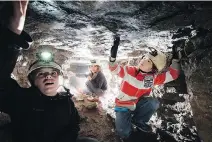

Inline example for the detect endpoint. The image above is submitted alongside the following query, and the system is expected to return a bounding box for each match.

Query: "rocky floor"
[74,95,116,142]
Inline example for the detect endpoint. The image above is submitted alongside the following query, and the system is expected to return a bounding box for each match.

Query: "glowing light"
[41,52,52,60]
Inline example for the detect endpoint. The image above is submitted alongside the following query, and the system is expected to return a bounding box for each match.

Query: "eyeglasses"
[36,70,59,78]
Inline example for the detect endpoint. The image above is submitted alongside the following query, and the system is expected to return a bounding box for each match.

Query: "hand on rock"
[172,47,183,61]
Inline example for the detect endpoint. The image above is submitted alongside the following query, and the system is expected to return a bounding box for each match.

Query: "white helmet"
[90,59,101,66]
[146,48,167,72]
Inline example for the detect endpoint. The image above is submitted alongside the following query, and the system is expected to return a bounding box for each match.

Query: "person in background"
[82,60,107,102]
[108,35,181,142]
[0,1,99,142]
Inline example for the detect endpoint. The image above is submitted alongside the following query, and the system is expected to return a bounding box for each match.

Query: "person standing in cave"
[80,59,107,102]
[108,35,181,141]
[0,1,99,142]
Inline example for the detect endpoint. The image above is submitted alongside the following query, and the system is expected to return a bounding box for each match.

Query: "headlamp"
[36,51,54,62]
[148,47,158,57]
[90,60,96,64]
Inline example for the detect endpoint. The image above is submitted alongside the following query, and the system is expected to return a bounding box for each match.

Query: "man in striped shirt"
[109,36,180,141]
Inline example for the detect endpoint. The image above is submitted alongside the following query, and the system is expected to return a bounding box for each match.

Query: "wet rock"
[84,102,97,110]
[172,26,211,142]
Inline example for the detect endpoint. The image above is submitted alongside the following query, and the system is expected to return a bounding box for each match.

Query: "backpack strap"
[58,86,74,98]
[63,86,74,97]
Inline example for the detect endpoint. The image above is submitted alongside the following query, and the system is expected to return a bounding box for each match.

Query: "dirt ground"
[73,96,118,142]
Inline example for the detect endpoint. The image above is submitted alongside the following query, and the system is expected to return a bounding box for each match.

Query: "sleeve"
[108,60,127,78]
[94,72,106,89]
[0,26,32,114]
[154,59,180,85]
[57,99,80,142]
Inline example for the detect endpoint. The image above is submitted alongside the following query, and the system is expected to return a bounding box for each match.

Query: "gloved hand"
[110,35,120,59]
[172,47,183,61]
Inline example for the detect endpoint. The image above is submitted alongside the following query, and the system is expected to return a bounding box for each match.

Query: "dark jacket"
[89,71,107,91]
[0,27,80,142]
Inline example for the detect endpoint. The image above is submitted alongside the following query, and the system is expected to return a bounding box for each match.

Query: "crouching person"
[108,36,180,141]
[0,1,99,142]
[82,60,107,102]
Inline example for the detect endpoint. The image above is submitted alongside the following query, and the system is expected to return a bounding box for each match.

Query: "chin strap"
[139,69,155,74]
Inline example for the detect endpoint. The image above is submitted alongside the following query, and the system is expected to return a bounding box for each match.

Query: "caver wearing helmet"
[28,50,63,96]
[87,59,107,95]
[109,35,180,140]
[78,59,107,101]
[138,47,167,73]
[89,59,102,73]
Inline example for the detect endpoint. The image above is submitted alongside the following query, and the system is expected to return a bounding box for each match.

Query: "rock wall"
[172,26,212,142]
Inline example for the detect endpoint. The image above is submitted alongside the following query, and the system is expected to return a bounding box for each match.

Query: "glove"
[172,47,183,61]
[110,35,120,58]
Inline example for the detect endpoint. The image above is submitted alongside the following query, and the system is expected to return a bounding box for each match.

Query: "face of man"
[138,55,153,73]
[33,68,60,96]
[89,65,100,73]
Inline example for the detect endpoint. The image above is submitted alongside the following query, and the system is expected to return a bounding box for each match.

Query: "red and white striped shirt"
[109,60,180,108]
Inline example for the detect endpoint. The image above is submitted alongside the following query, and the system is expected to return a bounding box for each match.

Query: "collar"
[30,87,70,100]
